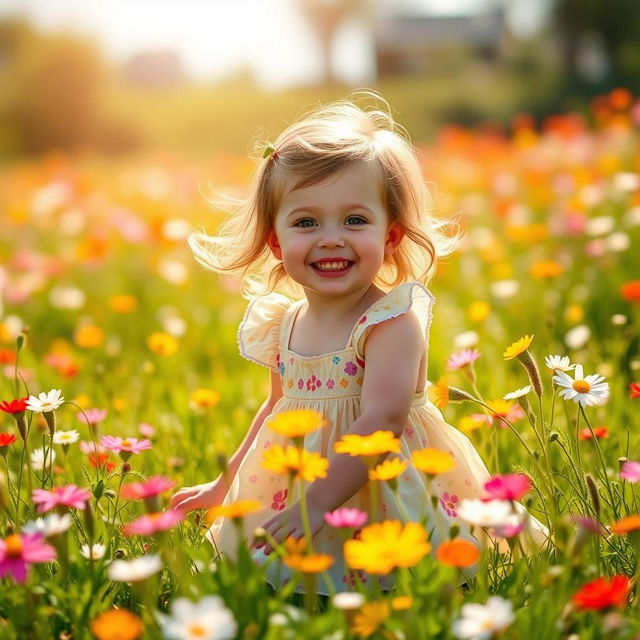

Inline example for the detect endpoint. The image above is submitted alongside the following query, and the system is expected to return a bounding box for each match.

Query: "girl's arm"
[171,370,282,512]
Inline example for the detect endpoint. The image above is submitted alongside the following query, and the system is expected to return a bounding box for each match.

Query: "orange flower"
[351,601,390,638]
[206,500,262,523]
[435,538,480,567]
[621,281,640,303]
[391,596,413,610]
[147,332,178,356]
[579,425,608,440]
[109,295,138,313]
[90,609,143,640]
[611,515,640,535]
[334,431,400,458]
[432,377,450,408]
[530,260,563,279]
[283,553,334,574]
[74,325,105,349]
[262,445,328,482]
[412,448,455,475]
[189,388,221,410]
[368,458,407,481]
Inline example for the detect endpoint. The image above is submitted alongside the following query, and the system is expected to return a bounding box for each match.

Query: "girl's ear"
[384,222,405,256]
[266,230,282,260]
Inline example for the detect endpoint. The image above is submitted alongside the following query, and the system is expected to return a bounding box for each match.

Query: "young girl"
[170,91,548,593]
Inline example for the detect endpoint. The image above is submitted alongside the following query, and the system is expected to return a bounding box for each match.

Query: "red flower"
[0,433,18,447]
[88,453,116,473]
[579,426,609,440]
[0,398,28,414]
[0,350,16,364]
[621,281,640,303]
[630,382,640,399]
[573,575,630,610]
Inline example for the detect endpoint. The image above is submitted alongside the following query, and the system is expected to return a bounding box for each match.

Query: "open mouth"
[311,260,354,272]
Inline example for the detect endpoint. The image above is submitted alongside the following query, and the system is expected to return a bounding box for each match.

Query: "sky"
[0,0,550,89]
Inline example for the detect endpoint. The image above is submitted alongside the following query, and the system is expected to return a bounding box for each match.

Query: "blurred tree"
[294,0,368,85]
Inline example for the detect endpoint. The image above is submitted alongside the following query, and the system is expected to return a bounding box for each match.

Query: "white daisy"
[26,389,64,413]
[544,355,575,373]
[159,596,237,640]
[22,513,72,537]
[502,385,532,400]
[80,542,107,560]
[332,592,366,610]
[107,554,162,582]
[30,447,56,471]
[456,499,515,528]
[452,596,515,639]
[552,364,610,407]
[52,429,80,445]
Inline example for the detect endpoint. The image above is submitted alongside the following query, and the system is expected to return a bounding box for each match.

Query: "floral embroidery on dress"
[326,378,335,389]
[249,474,258,483]
[306,375,322,391]
[287,379,294,389]
[271,489,288,511]
[339,378,349,388]
[358,315,367,324]
[344,361,357,376]
[440,492,459,517]
[332,355,341,365]
[297,378,304,389]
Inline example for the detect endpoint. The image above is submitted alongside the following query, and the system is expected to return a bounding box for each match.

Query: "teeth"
[315,261,350,271]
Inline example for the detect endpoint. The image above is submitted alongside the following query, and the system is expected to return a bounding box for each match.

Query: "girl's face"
[267,160,404,298]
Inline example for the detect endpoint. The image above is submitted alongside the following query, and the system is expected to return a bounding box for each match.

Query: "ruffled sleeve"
[352,282,435,362]
[237,293,292,371]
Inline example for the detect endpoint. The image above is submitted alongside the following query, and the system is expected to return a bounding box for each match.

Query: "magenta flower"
[447,349,481,371]
[122,510,184,536]
[492,518,526,539]
[78,408,107,425]
[101,435,152,459]
[484,473,532,501]
[620,461,640,483]
[0,533,56,583]
[121,476,175,500]
[32,485,91,513]
[324,507,368,529]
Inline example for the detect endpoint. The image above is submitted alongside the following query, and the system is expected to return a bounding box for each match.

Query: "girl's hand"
[169,479,226,513]
[253,499,326,555]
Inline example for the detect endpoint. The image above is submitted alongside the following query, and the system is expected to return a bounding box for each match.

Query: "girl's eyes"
[292,216,368,228]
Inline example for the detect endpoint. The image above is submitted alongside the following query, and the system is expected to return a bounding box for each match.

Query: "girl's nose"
[317,231,345,248]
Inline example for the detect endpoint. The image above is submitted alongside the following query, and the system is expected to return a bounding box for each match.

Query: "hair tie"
[263,143,278,160]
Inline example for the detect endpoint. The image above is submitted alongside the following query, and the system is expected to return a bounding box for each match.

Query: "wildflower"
[467,301,490,323]
[189,388,221,410]
[503,335,533,361]
[530,260,564,279]
[0,433,18,453]
[266,409,327,438]
[52,429,80,445]
[283,550,334,574]
[158,596,237,640]
[0,533,56,583]
[485,399,525,427]
[22,513,72,537]
[351,601,390,638]
[74,325,105,349]
[344,520,431,574]
[458,414,490,434]
[121,476,175,500]
[391,596,413,610]
[565,324,591,349]
[452,596,514,639]
[206,500,262,522]
[484,473,532,501]
[30,447,55,470]
[122,510,184,536]
[107,554,162,582]
[502,385,531,400]
[629,382,640,398]
[80,542,107,560]
[553,364,610,407]
[503,335,543,397]
[138,422,155,437]
[109,294,138,313]
[412,448,456,475]
[79,408,107,426]
[492,514,526,538]
[447,349,481,371]
[436,539,480,567]
[457,499,515,528]
[25,389,64,413]
[611,514,640,535]
[147,332,178,356]
[0,397,28,415]
[90,609,143,640]
[333,591,366,610]
[334,431,400,458]
[32,485,91,513]
[544,355,575,373]
[262,445,328,482]
[579,426,609,440]
[432,377,451,408]
[324,508,368,529]
[621,281,640,303]
[368,458,407,481]
[101,435,152,460]
[88,452,116,473]
[573,575,630,611]
[621,461,640,483]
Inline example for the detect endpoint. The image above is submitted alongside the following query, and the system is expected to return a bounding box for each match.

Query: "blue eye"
[293,218,316,228]
[345,216,367,225]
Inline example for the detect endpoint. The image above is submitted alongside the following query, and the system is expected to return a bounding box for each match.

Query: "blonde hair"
[190,89,463,298]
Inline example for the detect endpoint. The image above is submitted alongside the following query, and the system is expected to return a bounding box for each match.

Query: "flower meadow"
[1,89,640,639]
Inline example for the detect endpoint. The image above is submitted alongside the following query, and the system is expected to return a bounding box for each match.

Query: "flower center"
[121,439,132,448]
[572,380,591,393]
[4,534,23,557]
[187,624,208,637]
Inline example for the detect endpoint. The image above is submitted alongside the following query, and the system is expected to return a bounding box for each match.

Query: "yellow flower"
[351,601,390,638]
[190,388,221,410]
[344,520,431,574]
[73,393,92,410]
[412,448,456,475]
[467,301,490,323]
[334,431,400,458]
[284,553,335,574]
[266,409,327,438]
[391,596,413,610]
[503,335,534,360]
[74,325,105,349]
[109,294,138,313]
[206,500,262,524]
[147,332,178,356]
[431,377,450,408]
[262,445,328,482]
[368,458,407,481]
[90,609,143,640]
[112,397,128,412]
[458,415,485,434]
[530,260,563,279]
[564,304,584,325]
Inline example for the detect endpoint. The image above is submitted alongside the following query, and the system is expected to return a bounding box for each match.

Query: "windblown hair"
[189,89,464,298]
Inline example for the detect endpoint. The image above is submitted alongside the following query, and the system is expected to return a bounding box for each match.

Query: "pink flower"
[121,476,175,500]
[620,461,640,483]
[0,533,56,583]
[440,492,459,517]
[271,489,288,511]
[492,517,526,538]
[80,440,106,455]
[446,349,481,371]
[32,485,91,513]
[138,422,155,437]
[484,474,532,501]
[78,408,107,425]
[324,508,368,529]
[122,510,184,536]
[101,435,151,455]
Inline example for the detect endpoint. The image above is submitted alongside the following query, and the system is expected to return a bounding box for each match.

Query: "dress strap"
[278,299,305,352]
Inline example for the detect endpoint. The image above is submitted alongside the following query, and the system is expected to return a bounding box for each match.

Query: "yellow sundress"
[207,282,548,594]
